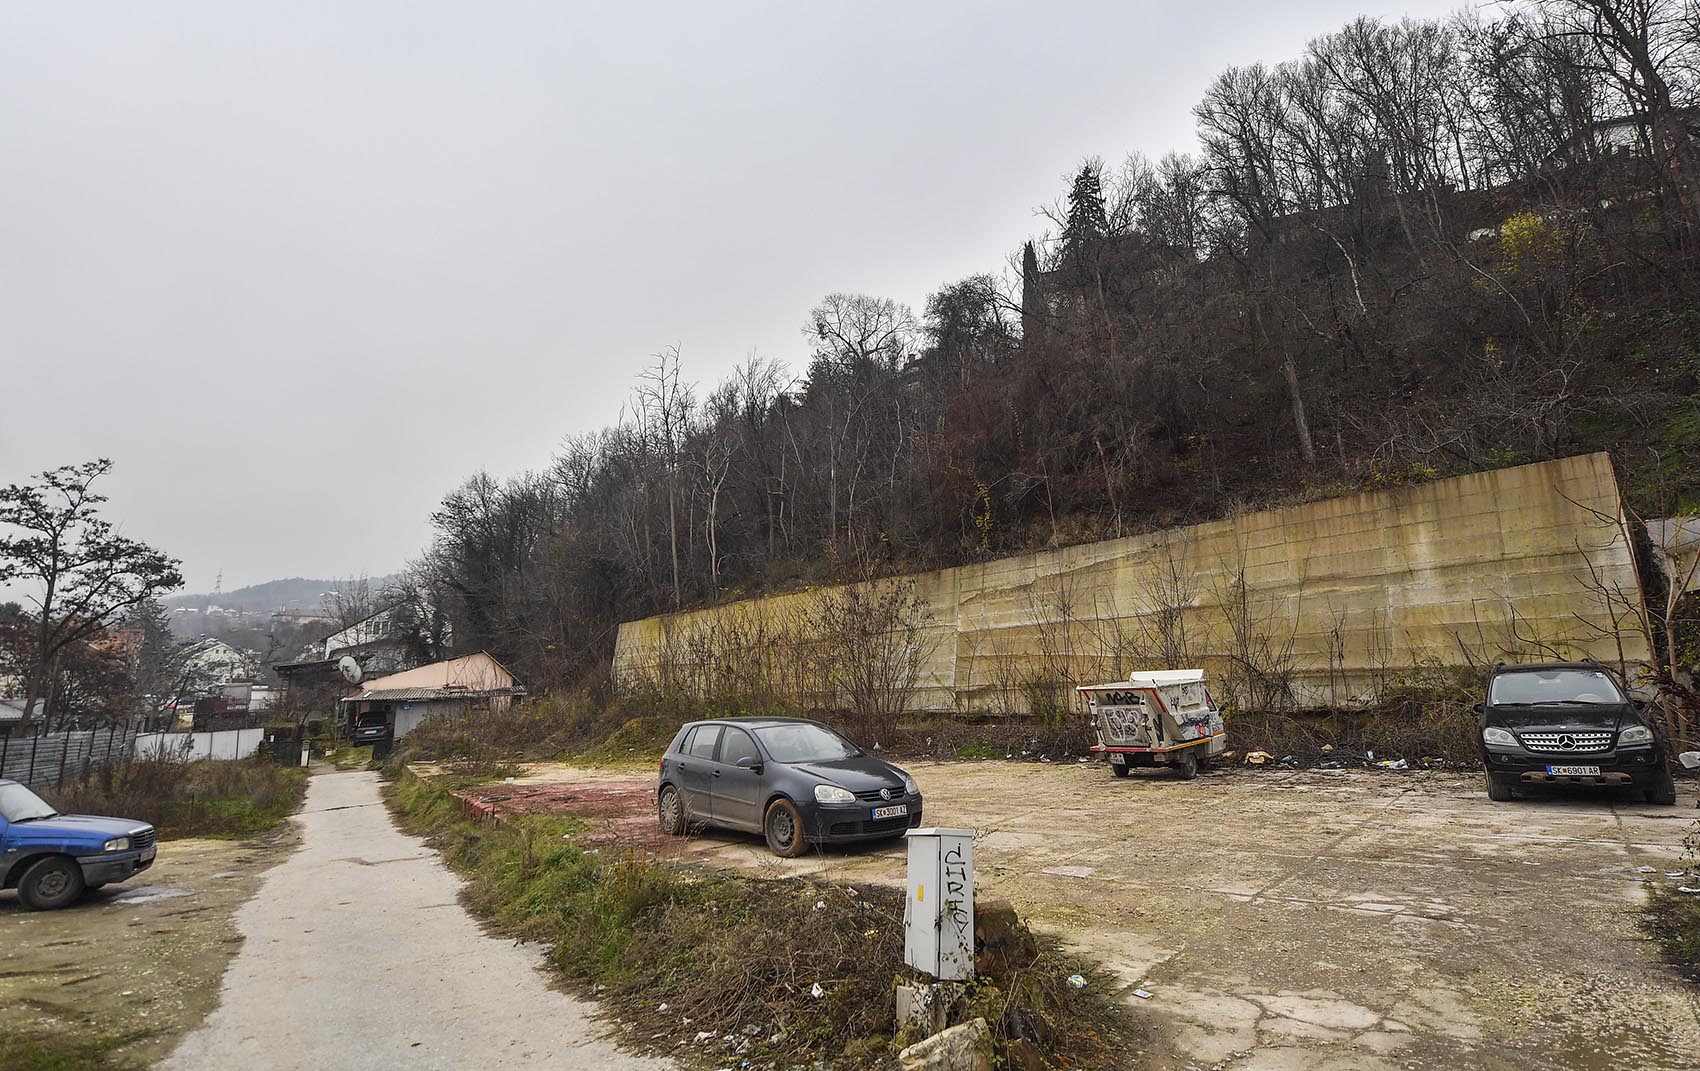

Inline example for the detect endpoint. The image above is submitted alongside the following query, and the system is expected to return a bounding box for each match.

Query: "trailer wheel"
[1173,749,1199,781]
[1109,762,1132,778]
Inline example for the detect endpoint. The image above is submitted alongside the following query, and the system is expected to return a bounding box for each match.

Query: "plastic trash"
[1132,988,1153,999]
[1375,758,1409,771]
[1066,975,1087,989]
[809,983,825,999]
[1679,887,1700,895]
[813,900,826,911]
[1246,751,1273,765]
[1633,865,1657,874]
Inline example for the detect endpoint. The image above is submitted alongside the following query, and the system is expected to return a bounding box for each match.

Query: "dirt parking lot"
[478,760,1700,1071]
[0,827,293,1067]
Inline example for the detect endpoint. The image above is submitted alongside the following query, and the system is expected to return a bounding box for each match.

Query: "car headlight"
[814,784,855,804]
[1617,724,1653,746]
[1482,727,1517,747]
[899,770,919,796]
[102,837,131,852]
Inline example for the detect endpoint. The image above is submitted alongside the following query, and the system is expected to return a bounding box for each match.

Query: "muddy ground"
[0,826,295,1068]
[469,760,1700,1071]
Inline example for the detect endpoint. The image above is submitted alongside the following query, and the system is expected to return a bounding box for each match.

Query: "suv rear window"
[1490,668,1624,706]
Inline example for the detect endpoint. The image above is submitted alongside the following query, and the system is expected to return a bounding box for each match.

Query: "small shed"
[338,651,524,743]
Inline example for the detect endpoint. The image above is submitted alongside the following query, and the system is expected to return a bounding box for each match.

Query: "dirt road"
[491,760,1700,1071]
[0,830,290,1066]
[162,771,672,1071]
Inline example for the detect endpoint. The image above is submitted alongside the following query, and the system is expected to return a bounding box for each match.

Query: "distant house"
[0,697,43,736]
[338,652,523,744]
[275,602,450,712]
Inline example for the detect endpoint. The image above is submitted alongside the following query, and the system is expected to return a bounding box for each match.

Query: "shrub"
[46,755,306,840]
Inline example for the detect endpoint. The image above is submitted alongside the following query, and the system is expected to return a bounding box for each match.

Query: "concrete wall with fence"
[1,726,141,792]
[1,726,265,792]
[613,453,1652,713]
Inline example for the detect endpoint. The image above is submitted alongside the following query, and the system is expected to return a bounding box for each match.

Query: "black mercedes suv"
[1478,662,1677,805]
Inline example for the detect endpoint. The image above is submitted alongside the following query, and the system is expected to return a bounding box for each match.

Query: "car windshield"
[0,782,58,822]
[1490,668,1624,706]
[754,723,861,763]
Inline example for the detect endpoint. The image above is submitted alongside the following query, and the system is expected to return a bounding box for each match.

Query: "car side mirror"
[1680,751,1700,771]
[736,757,764,774]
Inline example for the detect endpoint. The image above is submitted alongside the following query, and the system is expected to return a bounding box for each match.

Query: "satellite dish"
[338,655,363,684]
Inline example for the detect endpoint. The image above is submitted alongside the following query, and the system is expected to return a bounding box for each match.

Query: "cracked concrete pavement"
[162,770,672,1071]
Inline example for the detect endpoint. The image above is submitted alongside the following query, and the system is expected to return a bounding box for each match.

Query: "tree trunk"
[1281,352,1318,466]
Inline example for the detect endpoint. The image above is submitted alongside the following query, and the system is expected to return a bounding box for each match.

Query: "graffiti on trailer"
[1176,712,1216,740]
[1099,705,1152,745]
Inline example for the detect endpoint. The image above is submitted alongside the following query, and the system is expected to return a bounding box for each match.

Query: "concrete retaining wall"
[613,453,1651,712]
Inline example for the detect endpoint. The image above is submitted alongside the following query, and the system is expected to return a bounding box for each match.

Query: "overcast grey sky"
[0,0,1465,594]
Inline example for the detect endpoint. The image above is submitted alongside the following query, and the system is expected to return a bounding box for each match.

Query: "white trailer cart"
[1078,669,1227,780]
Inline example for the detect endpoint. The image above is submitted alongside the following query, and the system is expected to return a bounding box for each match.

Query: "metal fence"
[0,725,142,791]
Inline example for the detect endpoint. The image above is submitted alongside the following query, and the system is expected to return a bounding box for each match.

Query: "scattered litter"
[1519,860,1540,866]
[1321,743,1335,753]
[1666,872,1687,878]
[694,1030,719,1042]
[1279,755,1295,765]
[658,1003,668,1012]
[809,983,825,999]
[845,888,858,896]
[503,777,515,784]
[813,900,826,911]
[1633,865,1658,874]
[742,1024,764,1037]
[1366,750,1374,762]
[1246,751,1273,766]
[1679,887,1700,895]
[1221,750,1238,761]
[1066,974,1087,989]
[1375,759,1409,771]
[1132,988,1153,999]
[1319,761,1343,769]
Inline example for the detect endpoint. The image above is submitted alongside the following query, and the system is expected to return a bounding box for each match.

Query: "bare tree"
[0,460,184,730]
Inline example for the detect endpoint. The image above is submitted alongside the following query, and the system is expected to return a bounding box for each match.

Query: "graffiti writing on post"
[941,842,972,969]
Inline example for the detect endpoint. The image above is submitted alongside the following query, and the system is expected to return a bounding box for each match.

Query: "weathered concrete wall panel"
[614,454,1649,712]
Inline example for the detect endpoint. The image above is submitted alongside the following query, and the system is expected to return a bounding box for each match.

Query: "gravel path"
[162,770,671,1071]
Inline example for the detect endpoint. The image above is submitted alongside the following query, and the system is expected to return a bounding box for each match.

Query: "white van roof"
[1079,669,1207,691]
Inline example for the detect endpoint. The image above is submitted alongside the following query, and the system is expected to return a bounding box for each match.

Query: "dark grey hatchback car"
[657,718,923,857]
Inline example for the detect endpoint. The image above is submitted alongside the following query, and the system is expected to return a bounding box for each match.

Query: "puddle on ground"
[106,886,193,905]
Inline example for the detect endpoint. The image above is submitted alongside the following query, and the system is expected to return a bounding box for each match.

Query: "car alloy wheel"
[658,786,684,835]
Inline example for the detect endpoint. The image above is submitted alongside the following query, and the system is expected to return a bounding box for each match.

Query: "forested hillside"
[418,2,1700,688]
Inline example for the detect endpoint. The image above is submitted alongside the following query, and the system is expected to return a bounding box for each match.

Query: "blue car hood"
[8,814,151,847]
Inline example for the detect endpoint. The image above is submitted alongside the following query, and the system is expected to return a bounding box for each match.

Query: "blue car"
[0,778,156,910]
[657,717,923,857]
